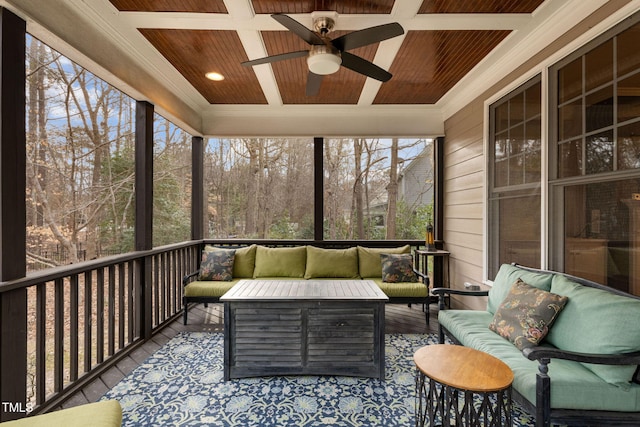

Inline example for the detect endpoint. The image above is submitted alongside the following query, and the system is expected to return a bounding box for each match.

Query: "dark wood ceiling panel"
[139,29,266,104]
[109,0,227,13]
[419,0,545,14]
[374,30,510,104]
[252,0,394,14]
[262,31,378,104]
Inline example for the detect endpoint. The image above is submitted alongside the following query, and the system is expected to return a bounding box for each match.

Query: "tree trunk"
[386,138,399,239]
[352,138,365,239]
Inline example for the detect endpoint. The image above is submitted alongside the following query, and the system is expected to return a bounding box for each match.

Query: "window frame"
[487,75,543,279]
[548,12,640,272]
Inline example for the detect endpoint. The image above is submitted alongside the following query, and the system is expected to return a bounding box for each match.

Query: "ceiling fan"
[241,13,404,96]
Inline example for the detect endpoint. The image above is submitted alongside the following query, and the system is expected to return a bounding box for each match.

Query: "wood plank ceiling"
[109,0,545,105]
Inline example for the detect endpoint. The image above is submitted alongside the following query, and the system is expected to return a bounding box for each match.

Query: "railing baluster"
[154,254,160,327]
[118,263,125,350]
[160,252,166,323]
[96,268,104,364]
[84,271,92,373]
[69,274,79,382]
[127,260,134,344]
[108,265,115,356]
[35,282,46,405]
[54,278,64,393]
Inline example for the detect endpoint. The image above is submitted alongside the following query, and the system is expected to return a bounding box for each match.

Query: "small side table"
[414,344,513,427]
[414,249,450,319]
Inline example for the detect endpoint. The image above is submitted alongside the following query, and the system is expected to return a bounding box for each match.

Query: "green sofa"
[182,244,430,325]
[1,400,121,426]
[433,263,640,427]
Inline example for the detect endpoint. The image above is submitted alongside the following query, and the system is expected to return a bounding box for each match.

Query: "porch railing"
[0,241,200,420]
[0,238,432,421]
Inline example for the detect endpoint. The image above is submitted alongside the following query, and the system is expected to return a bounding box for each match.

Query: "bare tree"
[386,138,399,239]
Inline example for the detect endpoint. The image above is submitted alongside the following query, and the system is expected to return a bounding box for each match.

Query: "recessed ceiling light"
[205,72,224,81]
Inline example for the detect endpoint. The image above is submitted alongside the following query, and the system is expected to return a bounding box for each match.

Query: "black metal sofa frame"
[432,264,640,427]
[182,239,436,325]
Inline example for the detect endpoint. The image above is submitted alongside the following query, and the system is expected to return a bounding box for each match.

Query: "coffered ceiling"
[3,0,629,136]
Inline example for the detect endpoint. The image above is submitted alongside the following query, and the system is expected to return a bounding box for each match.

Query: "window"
[550,17,640,296]
[488,78,542,278]
[25,35,136,271]
[324,138,434,240]
[203,138,314,239]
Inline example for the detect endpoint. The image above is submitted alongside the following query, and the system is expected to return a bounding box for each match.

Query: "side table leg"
[415,369,427,427]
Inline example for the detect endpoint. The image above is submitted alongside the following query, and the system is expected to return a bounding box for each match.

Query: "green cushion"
[1,400,122,426]
[369,278,428,298]
[184,279,241,297]
[439,310,640,411]
[304,246,359,279]
[357,245,410,278]
[253,246,307,278]
[204,244,256,278]
[547,274,640,387]
[487,264,553,314]
[489,279,568,350]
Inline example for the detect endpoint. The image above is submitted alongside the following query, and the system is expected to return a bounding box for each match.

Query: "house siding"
[441,1,634,310]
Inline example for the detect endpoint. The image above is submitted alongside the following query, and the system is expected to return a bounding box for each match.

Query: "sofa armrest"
[523,346,640,366]
[182,270,199,286]
[413,268,429,285]
[431,287,489,309]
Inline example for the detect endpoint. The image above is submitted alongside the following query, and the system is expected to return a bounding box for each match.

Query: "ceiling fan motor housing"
[307,44,342,75]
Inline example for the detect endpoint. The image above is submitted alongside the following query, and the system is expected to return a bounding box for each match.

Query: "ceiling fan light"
[307,53,341,75]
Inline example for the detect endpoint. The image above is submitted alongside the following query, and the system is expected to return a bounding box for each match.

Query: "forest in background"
[26,35,434,272]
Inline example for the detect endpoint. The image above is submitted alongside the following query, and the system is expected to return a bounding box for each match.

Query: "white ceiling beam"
[120,12,532,31]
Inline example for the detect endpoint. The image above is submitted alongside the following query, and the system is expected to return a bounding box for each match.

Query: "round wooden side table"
[414,344,514,427]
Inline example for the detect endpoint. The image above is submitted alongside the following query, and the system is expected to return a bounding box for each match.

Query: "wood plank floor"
[61,303,440,409]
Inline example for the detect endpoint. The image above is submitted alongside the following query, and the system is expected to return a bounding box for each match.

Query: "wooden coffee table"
[220,279,388,380]
[414,344,514,427]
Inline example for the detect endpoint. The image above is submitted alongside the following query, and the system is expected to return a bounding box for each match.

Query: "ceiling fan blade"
[306,72,323,96]
[272,14,324,45]
[241,50,308,67]
[332,23,404,51]
[340,52,392,82]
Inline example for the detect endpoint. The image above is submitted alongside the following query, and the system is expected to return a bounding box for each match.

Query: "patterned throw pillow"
[380,253,417,283]
[198,249,235,281]
[489,279,568,350]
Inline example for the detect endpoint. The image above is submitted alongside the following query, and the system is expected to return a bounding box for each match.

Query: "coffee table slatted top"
[220,279,389,301]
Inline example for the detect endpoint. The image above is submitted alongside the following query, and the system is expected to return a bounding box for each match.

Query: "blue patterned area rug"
[102,332,536,426]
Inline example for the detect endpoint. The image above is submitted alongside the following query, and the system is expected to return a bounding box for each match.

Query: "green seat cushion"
[547,274,640,387]
[368,278,428,298]
[439,310,640,411]
[357,245,410,278]
[184,279,241,297]
[204,244,256,278]
[304,246,359,279]
[487,264,554,314]
[253,246,307,278]
[1,400,122,427]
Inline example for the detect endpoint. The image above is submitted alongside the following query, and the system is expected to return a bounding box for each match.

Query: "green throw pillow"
[489,279,568,351]
[198,249,235,281]
[380,253,417,283]
[253,245,307,278]
[357,245,410,278]
[304,246,359,279]
[205,244,256,278]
